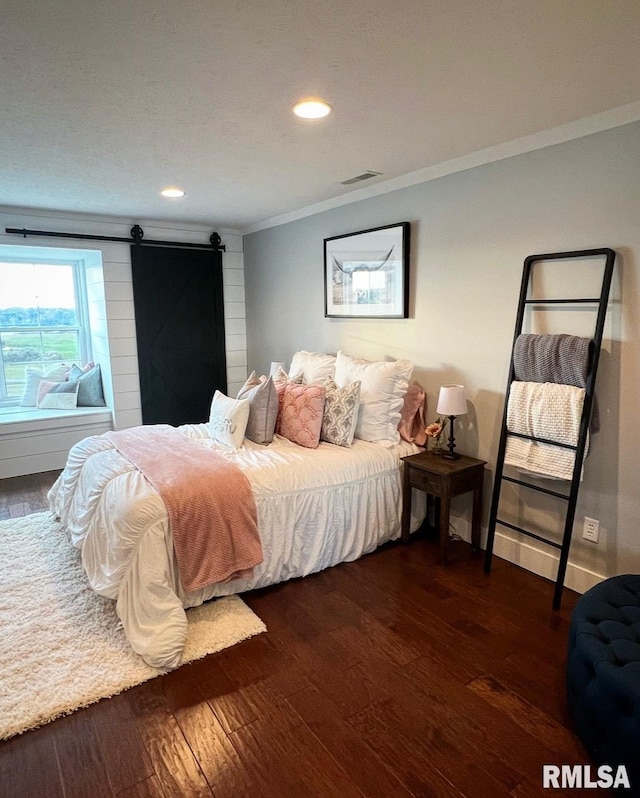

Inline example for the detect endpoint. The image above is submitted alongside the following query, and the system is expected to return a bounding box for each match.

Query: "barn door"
[130,245,227,426]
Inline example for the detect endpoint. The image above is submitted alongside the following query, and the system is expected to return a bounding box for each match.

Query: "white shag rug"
[0,512,266,740]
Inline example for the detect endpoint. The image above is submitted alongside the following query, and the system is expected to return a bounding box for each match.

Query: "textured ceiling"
[2,0,640,231]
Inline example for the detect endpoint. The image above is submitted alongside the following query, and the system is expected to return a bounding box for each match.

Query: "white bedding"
[49,424,425,670]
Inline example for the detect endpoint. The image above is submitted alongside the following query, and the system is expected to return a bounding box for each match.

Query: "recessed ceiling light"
[160,186,185,198]
[292,99,333,119]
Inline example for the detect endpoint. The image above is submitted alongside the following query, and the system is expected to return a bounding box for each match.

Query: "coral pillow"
[398,382,427,445]
[279,383,326,448]
[272,369,304,434]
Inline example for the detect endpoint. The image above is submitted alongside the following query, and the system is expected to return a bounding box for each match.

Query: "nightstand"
[401,451,487,564]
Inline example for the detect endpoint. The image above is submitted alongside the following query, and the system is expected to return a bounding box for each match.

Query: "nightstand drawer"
[408,468,442,495]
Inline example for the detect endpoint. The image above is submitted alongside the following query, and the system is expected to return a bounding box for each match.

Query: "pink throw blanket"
[105,425,262,591]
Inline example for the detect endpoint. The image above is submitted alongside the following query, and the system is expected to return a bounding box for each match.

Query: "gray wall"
[243,120,640,591]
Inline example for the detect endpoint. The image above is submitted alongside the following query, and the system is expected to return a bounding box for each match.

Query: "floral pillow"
[279,383,326,448]
[321,377,361,447]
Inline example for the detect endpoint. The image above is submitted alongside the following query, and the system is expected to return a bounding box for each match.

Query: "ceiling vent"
[340,171,382,186]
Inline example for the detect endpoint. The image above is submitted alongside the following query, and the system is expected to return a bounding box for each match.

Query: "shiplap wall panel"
[0,415,113,479]
[110,355,139,375]
[0,207,246,476]
[107,301,136,320]
[225,302,246,319]
[113,408,144,430]
[112,373,141,394]
[113,392,141,412]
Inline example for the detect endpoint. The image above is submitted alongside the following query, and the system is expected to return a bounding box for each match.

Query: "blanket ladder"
[483,248,616,609]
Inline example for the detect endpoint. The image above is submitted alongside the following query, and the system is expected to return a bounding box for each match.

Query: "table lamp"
[436,384,467,460]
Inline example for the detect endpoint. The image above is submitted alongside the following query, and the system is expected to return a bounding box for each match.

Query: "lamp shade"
[269,361,286,377]
[436,384,467,416]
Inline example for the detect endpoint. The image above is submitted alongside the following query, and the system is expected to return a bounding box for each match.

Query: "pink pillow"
[398,381,427,445]
[279,383,326,448]
[272,372,304,434]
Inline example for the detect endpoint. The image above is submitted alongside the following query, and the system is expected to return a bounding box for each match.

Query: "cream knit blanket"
[504,381,588,481]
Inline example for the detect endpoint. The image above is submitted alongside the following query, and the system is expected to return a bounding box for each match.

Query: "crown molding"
[242,100,640,236]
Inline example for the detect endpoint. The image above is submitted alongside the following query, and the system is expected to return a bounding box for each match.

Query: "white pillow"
[334,351,413,444]
[289,351,336,384]
[208,390,250,449]
[20,364,68,407]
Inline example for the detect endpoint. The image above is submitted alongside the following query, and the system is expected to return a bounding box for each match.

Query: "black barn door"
[130,245,227,426]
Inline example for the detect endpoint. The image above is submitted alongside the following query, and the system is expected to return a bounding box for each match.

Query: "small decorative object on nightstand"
[401,451,486,564]
[425,418,447,454]
[436,384,467,460]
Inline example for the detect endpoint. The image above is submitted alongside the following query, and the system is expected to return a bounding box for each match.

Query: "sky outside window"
[0,262,76,311]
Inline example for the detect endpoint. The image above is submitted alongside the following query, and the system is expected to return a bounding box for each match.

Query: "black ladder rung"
[496,518,563,549]
[501,474,570,500]
[506,430,577,450]
[525,297,601,305]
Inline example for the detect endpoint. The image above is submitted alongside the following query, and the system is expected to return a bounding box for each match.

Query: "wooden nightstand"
[401,451,487,564]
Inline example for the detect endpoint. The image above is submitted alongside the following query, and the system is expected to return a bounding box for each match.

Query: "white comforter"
[49,424,425,669]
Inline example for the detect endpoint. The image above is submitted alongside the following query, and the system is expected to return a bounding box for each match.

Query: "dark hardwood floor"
[0,471,591,797]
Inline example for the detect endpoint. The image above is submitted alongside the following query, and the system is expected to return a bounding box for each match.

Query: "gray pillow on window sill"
[68,364,106,407]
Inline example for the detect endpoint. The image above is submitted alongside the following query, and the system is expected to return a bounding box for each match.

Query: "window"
[0,255,91,408]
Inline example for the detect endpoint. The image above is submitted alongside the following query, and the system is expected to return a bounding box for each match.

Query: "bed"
[49,424,425,670]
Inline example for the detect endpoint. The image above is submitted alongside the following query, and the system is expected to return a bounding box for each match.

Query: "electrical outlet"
[583,517,600,543]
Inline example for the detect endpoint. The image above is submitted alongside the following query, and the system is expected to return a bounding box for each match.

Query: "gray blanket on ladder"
[512,333,599,432]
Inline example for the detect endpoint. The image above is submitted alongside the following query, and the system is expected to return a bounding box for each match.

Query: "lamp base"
[442,415,460,460]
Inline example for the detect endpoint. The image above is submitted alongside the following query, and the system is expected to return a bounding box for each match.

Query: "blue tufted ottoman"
[567,574,640,786]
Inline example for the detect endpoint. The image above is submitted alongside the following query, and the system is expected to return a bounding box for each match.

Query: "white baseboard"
[493,531,606,595]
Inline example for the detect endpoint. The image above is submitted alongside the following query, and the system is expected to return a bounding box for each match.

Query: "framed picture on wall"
[324,222,410,318]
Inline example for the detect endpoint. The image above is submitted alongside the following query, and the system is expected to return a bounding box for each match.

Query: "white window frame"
[0,253,93,409]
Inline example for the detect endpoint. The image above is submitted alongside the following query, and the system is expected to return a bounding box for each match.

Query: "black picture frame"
[324,222,410,318]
